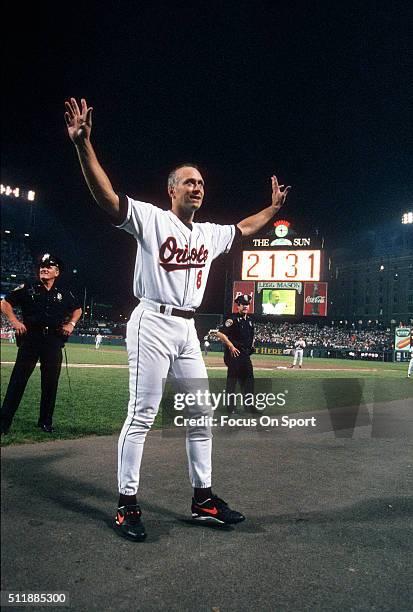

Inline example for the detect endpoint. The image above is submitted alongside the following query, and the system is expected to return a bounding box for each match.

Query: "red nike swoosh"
[196,506,218,516]
[117,513,125,524]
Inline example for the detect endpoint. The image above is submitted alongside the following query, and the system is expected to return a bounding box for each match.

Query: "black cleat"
[114,504,147,542]
[191,495,245,525]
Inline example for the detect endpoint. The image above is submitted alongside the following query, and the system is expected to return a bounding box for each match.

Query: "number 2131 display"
[242,250,321,281]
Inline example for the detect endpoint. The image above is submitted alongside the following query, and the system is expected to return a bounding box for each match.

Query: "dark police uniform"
[219,298,255,412]
[1,281,81,432]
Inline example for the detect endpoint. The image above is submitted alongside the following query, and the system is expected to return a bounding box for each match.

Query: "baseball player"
[65,97,290,542]
[407,345,413,378]
[289,338,306,368]
[95,332,103,350]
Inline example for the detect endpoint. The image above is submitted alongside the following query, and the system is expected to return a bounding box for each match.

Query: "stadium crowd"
[252,322,392,351]
[1,239,34,277]
[3,312,393,351]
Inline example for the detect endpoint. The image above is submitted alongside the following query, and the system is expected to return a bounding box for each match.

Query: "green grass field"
[1,341,411,445]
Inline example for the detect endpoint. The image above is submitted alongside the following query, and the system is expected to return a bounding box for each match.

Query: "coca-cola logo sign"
[305,296,326,303]
[303,282,328,316]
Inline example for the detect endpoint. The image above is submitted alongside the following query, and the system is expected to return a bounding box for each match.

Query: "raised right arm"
[64,98,120,221]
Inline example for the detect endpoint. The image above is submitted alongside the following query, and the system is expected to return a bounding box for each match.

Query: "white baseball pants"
[293,348,304,366]
[118,300,212,495]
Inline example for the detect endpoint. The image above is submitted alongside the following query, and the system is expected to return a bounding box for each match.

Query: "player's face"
[270,291,280,303]
[39,265,60,282]
[170,167,205,213]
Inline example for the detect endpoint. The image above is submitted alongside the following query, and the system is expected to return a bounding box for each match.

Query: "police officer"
[217,294,255,413]
[0,253,82,434]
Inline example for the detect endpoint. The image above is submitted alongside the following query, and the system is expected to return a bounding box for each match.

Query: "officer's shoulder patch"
[225,319,233,327]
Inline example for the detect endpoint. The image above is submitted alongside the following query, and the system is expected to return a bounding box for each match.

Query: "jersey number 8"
[196,270,203,289]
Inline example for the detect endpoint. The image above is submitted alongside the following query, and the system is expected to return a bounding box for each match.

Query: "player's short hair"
[167,163,202,191]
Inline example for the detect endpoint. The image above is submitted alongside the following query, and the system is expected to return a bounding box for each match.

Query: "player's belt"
[139,298,195,319]
[160,305,194,319]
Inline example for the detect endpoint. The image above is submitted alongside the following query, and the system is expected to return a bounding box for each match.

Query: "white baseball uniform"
[116,196,237,495]
[293,339,306,366]
[95,333,103,349]
[262,301,286,315]
[408,346,413,378]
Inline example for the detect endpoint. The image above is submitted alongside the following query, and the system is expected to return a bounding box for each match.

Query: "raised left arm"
[237,175,291,237]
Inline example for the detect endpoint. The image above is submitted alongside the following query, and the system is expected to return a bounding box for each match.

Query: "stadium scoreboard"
[233,219,328,317]
[242,249,321,282]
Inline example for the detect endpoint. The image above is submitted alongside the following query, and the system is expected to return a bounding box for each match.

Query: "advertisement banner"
[303,282,328,316]
[257,281,303,294]
[262,289,296,315]
[232,281,255,313]
[394,328,412,352]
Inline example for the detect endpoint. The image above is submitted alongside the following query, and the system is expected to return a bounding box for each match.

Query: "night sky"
[2,1,412,313]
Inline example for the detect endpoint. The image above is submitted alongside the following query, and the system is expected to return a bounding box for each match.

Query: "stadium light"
[5,230,11,234]
[401,212,413,224]
[0,185,19,197]
[1,184,36,201]
[24,233,30,237]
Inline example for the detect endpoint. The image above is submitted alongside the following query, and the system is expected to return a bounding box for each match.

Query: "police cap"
[38,253,63,270]
[234,294,252,305]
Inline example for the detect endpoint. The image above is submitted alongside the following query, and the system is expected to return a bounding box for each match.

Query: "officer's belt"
[27,325,61,335]
[140,298,195,319]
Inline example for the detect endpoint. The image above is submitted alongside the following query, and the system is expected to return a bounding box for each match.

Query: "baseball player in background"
[408,345,413,378]
[95,332,103,350]
[289,338,306,368]
[65,97,291,542]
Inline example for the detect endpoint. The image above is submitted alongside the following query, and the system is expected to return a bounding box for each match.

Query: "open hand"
[229,344,240,357]
[64,98,93,144]
[271,175,291,211]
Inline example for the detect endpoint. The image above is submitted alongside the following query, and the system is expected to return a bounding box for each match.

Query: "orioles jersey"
[295,340,306,349]
[116,196,238,309]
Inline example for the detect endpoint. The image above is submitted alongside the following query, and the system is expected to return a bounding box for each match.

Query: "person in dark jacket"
[1,253,82,434]
[217,294,255,413]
